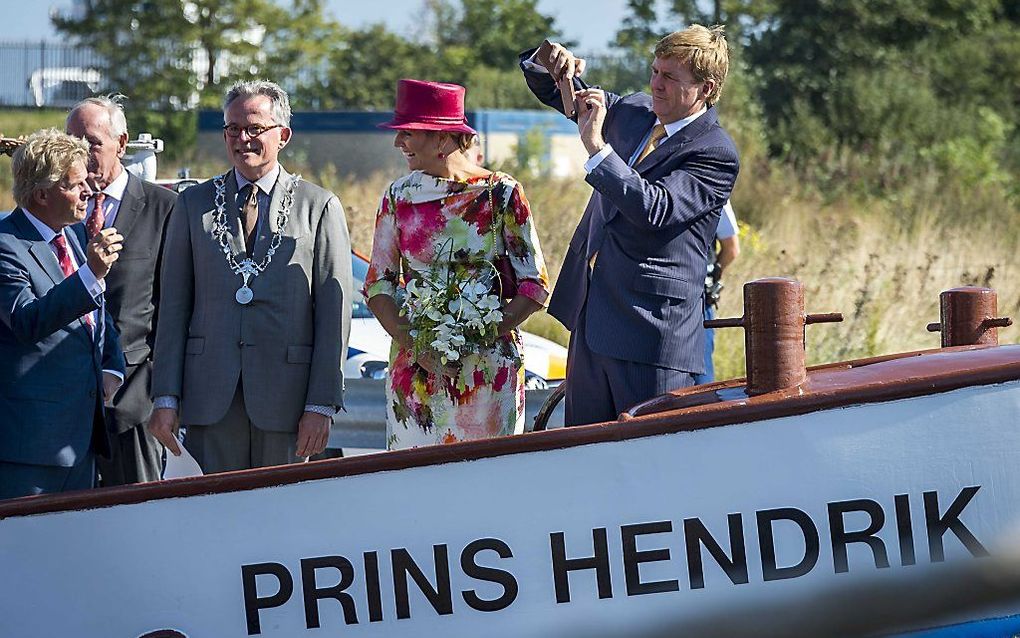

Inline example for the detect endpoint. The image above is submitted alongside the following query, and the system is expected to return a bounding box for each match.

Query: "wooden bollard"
[925,287,1012,347]
[706,277,842,396]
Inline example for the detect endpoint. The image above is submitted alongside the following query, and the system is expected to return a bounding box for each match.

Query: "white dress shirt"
[86,167,130,229]
[584,106,708,173]
[234,165,280,236]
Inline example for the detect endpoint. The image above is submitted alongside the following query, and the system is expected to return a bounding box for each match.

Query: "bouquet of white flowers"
[401,258,504,368]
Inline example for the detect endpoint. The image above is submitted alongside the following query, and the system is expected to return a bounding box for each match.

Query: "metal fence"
[0,40,104,108]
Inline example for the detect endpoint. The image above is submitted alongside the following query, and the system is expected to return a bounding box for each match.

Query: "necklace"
[211,171,301,305]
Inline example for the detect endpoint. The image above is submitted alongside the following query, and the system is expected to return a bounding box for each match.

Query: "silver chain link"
[211,171,301,283]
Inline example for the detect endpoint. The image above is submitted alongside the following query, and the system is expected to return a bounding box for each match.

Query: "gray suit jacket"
[151,166,353,431]
[0,209,125,468]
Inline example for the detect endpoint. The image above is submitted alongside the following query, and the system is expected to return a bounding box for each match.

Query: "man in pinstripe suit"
[521,25,740,425]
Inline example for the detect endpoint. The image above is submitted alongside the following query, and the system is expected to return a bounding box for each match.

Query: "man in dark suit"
[67,97,177,485]
[521,25,740,425]
[0,128,126,499]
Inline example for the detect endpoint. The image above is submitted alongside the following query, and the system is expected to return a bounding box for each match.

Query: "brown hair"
[426,130,475,154]
[654,24,729,106]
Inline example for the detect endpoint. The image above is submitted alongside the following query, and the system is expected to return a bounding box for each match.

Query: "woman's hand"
[415,350,461,378]
[498,296,544,337]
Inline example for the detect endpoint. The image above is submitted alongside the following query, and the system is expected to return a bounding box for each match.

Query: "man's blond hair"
[12,128,89,209]
[654,24,729,106]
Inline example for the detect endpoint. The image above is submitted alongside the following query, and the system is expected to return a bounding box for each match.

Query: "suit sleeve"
[100,306,126,375]
[148,187,178,352]
[585,145,739,232]
[519,47,619,116]
[150,194,194,399]
[0,243,99,344]
[307,194,353,409]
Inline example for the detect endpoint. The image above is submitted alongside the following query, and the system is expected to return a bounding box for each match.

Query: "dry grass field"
[307,164,1019,380]
[1,123,1016,380]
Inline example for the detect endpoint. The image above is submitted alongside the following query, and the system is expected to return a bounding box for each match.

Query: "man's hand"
[86,227,124,279]
[295,411,332,458]
[576,88,608,155]
[102,371,122,405]
[148,408,182,456]
[538,40,586,82]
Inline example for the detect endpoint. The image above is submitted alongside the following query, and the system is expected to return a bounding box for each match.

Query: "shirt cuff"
[304,404,337,418]
[584,144,615,173]
[77,264,106,300]
[102,369,125,382]
[153,395,179,411]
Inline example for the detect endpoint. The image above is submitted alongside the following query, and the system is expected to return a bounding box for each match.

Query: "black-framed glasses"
[222,123,283,138]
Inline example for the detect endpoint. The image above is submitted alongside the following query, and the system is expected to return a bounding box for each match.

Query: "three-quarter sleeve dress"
[363,171,550,450]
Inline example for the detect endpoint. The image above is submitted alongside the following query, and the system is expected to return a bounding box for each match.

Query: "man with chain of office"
[148,80,353,473]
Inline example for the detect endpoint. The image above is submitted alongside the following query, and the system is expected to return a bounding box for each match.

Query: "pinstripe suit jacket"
[521,51,740,373]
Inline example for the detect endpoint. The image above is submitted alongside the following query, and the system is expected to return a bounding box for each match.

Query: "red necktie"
[51,233,94,332]
[86,192,106,240]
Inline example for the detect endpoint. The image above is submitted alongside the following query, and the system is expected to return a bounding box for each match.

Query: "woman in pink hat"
[363,79,550,450]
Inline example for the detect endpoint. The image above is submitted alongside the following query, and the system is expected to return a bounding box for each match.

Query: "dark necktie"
[239,184,259,256]
[52,233,94,332]
[86,191,107,239]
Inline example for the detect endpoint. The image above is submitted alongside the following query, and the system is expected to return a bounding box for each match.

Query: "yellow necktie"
[635,123,667,165]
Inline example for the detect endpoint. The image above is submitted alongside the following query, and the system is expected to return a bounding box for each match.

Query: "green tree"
[259,0,345,109]
[747,0,1020,171]
[612,0,662,54]
[430,0,563,70]
[322,25,438,109]
[53,0,203,155]
[52,0,307,154]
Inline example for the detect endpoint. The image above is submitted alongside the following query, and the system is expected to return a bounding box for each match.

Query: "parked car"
[28,67,101,108]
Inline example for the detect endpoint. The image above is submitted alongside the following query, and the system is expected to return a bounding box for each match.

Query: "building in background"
[195,109,588,178]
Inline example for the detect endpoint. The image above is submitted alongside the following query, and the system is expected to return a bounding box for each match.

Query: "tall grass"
[299,160,1019,379]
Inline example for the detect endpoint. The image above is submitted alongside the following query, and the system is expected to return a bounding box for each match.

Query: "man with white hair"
[149,80,353,473]
[0,128,125,498]
[67,96,177,485]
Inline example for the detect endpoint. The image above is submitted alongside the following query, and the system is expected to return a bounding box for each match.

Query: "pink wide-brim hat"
[377,79,476,135]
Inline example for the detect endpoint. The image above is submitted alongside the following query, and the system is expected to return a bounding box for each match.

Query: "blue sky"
[12,1,635,54]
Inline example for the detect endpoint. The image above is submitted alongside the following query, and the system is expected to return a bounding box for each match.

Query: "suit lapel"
[12,210,65,286]
[634,106,719,174]
[113,173,146,242]
[263,166,289,242]
[66,228,100,345]
[223,171,245,257]
[619,110,658,166]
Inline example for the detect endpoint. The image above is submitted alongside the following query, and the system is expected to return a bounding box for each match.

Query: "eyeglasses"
[222,123,283,138]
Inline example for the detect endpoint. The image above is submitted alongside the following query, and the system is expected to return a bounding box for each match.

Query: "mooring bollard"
[925,287,1013,347]
[705,277,843,396]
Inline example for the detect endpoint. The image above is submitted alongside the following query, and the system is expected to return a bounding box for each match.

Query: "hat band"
[391,110,467,126]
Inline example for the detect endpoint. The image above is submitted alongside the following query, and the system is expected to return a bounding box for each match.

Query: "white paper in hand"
[162,435,204,479]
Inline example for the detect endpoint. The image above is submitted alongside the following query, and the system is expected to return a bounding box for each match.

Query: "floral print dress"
[363,171,550,450]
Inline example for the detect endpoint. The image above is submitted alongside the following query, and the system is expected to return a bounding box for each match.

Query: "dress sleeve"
[500,179,551,307]
[363,185,402,300]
